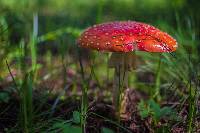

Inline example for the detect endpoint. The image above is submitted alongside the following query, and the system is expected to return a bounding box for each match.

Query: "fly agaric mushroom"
[77,21,177,110]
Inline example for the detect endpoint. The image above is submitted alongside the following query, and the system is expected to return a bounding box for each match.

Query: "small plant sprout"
[77,21,177,116]
[137,99,180,126]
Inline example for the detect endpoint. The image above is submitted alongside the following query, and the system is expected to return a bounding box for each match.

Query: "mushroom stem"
[108,52,136,111]
[113,65,128,109]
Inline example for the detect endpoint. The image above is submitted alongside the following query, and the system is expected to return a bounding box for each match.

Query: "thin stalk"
[81,83,88,133]
[20,73,34,133]
[187,54,197,133]
[31,12,38,81]
[17,40,25,84]
[113,66,121,133]
[187,85,196,133]
[153,54,162,102]
[106,53,110,85]
[78,48,88,133]
[30,35,37,72]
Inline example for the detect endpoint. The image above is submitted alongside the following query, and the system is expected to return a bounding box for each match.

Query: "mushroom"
[77,21,177,112]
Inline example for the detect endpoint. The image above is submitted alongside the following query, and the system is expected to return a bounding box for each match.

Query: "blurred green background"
[0,0,199,47]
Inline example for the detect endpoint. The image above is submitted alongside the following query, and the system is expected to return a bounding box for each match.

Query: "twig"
[50,84,72,116]
[5,60,19,93]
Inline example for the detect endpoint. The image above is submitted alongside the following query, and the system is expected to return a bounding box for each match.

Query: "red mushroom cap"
[77,21,177,52]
